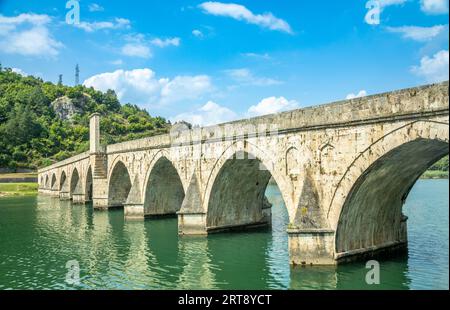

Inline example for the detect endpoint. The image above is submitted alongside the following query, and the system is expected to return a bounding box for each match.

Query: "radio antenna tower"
[75,64,79,85]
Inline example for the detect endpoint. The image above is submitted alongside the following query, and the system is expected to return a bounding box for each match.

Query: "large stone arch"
[330,120,449,259]
[50,173,57,190]
[203,140,291,230]
[84,165,93,202]
[59,170,67,191]
[142,151,185,216]
[69,167,80,199]
[108,160,132,207]
[45,175,49,189]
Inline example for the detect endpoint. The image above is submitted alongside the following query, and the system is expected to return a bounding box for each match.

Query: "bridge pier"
[178,212,207,235]
[287,228,336,266]
[124,204,145,220]
[72,193,86,204]
[59,191,70,200]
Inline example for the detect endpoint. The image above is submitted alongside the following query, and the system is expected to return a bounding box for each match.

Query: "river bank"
[0,183,38,197]
[420,170,449,179]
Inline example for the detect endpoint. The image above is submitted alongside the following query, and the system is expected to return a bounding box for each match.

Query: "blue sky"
[0,0,448,125]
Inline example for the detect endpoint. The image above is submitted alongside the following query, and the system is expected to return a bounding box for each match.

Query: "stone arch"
[85,165,93,202]
[108,160,132,207]
[50,173,57,190]
[331,120,449,257]
[45,175,49,189]
[59,170,67,191]
[143,153,185,216]
[204,140,291,230]
[69,167,80,198]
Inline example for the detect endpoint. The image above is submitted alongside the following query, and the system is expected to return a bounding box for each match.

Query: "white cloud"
[411,50,449,83]
[192,29,204,37]
[151,37,180,47]
[199,2,293,34]
[378,0,407,8]
[121,43,152,58]
[11,68,28,76]
[346,90,368,100]
[0,13,62,57]
[386,25,447,41]
[74,18,130,32]
[242,52,271,60]
[225,68,282,86]
[0,13,51,25]
[247,96,299,117]
[110,59,123,65]
[83,68,213,107]
[160,75,213,104]
[171,101,238,126]
[88,3,105,12]
[420,0,449,14]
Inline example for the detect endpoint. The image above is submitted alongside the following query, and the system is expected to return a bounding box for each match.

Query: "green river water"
[0,179,448,290]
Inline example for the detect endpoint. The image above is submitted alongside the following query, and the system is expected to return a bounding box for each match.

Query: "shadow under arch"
[108,161,131,207]
[85,166,93,202]
[143,156,185,217]
[50,173,56,189]
[335,138,449,261]
[206,150,288,232]
[59,171,67,191]
[69,168,80,199]
[45,175,49,188]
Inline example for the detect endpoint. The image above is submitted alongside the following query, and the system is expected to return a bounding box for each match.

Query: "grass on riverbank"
[0,173,37,180]
[0,183,38,197]
[420,170,449,179]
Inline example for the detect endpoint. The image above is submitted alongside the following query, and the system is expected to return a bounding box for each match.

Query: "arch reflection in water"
[0,179,447,289]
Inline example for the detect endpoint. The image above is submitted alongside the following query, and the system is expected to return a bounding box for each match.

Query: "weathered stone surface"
[38,81,449,265]
[51,95,87,121]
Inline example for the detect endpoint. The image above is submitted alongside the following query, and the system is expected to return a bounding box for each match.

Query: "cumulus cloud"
[11,68,28,76]
[88,3,105,12]
[192,29,204,37]
[247,96,299,117]
[386,25,447,41]
[241,52,271,60]
[420,0,449,14]
[346,90,368,100]
[378,0,407,8]
[0,13,62,57]
[83,68,213,107]
[199,2,293,34]
[171,101,238,126]
[225,68,282,86]
[121,43,152,58]
[411,50,449,83]
[119,34,180,58]
[74,18,131,32]
[150,37,180,47]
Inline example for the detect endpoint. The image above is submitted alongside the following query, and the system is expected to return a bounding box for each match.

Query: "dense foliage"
[0,67,170,170]
[429,156,449,172]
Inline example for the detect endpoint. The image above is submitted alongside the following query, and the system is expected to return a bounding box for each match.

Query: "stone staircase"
[93,154,107,179]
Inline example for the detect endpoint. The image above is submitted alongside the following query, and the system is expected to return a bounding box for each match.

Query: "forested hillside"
[0,66,170,171]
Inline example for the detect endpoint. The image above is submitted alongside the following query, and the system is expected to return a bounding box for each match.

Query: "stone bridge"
[38,81,449,265]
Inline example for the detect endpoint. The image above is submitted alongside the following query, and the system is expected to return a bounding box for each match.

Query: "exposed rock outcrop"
[51,95,88,120]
